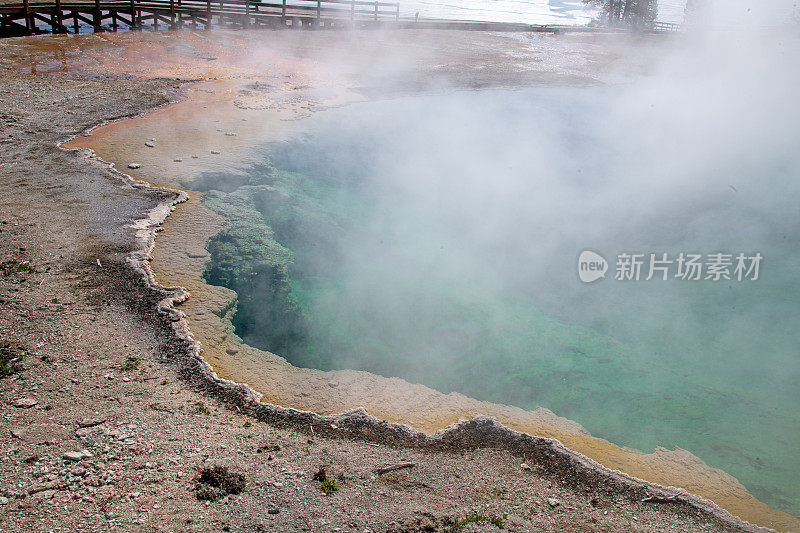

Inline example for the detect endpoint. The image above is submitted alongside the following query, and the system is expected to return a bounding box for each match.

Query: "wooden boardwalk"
[0,0,403,36]
[0,0,620,37]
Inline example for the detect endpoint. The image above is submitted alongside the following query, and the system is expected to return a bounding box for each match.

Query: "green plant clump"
[0,346,22,377]
[320,478,340,495]
[121,357,139,371]
[0,260,34,276]
[196,401,211,415]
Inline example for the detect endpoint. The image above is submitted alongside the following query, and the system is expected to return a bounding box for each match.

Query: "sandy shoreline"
[1,29,798,532]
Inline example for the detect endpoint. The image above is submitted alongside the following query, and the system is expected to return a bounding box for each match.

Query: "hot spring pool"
[196,85,800,515]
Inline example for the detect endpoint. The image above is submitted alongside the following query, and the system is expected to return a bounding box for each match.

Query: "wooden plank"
[114,12,132,25]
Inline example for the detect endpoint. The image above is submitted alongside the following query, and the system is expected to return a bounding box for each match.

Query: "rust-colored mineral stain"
[56,30,800,533]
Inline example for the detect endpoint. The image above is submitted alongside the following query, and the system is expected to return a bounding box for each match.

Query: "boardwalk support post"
[54,0,63,32]
[22,0,31,34]
[93,0,101,32]
[129,0,136,29]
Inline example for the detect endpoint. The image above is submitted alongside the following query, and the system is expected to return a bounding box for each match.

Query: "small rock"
[75,427,94,438]
[225,348,239,355]
[144,141,155,148]
[267,509,279,515]
[0,496,8,504]
[210,150,221,155]
[77,418,105,428]
[12,398,37,408]
[173,158,183,162]
[122,377,131,382]
[328,381,339,388]
[63,450,93,462]
[70,466,87,477]
[520,462,531,471]
[225,132,237,137]
[10,428,25,439]
[547,498,560,508]
[127,163,141,169]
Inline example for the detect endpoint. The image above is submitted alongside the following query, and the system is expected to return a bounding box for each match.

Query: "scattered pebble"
[63,450,93,462]
[77,418,105,428]
[225,132,237,136]
[520,462,531,471]
[127,163,141,169]
[12,397,37,408]
[173,158,183,162]
[144,141,155,148]
[211,150,221,155]
[548,498,560,508]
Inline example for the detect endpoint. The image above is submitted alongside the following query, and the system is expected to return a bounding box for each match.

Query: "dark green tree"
[584,0,657,27]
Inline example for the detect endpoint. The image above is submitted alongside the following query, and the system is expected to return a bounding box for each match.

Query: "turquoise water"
[200,87,800,515]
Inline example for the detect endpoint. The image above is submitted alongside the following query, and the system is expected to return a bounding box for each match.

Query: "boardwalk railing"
[0,0,401,35]
[0,0,651,38]
[652,21,681,32]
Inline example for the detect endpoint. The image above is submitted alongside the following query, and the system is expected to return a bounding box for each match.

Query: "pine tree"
[584,0,657,27]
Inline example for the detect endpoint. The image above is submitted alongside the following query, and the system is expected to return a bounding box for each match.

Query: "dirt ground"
[0,29,796,533]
